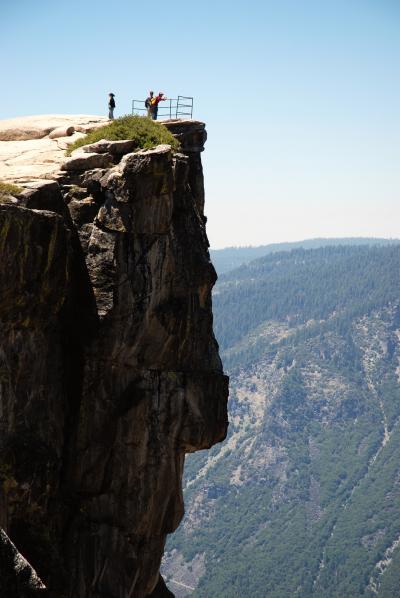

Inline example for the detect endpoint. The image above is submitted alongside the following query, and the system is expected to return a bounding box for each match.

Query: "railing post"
[131,97,193,119]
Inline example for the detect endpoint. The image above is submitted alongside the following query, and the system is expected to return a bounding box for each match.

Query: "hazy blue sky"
[2,0,399,248]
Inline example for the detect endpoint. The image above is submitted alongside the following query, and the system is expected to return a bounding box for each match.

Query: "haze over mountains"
[210,238,400,275]
[163,239,400,597]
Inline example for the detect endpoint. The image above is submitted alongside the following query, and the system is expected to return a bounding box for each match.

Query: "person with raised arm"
[149,92,167,120]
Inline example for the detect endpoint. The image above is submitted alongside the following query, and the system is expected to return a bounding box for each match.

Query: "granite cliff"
[0,117,228,597]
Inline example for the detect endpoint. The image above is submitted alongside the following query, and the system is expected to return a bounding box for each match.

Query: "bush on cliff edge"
[0,181,22,198]
[66,115,179,155]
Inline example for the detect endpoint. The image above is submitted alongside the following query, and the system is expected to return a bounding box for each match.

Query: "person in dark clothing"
[145,91,154,117]
[149,92,167,120]
[108,93,116,119]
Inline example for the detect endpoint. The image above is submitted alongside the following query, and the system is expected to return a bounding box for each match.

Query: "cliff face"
[0,119,228,597]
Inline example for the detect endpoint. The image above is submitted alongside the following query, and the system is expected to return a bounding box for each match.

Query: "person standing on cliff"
[108,93,116,120]
[145,91,154,117]
[149,92,167,120]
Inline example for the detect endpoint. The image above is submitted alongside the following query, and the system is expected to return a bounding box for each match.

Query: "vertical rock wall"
[0,121,228,597]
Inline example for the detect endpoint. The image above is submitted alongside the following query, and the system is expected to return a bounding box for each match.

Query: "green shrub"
[0,181,23,198]
[66,115,179,155]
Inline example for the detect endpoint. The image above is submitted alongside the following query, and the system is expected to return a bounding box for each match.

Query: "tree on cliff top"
[66,115,179,155]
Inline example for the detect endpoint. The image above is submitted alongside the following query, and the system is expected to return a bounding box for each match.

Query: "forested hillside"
[163,244,400,597]
[210,238,400,274]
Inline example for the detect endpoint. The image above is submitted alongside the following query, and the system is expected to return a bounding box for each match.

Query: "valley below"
[163,242,400,597]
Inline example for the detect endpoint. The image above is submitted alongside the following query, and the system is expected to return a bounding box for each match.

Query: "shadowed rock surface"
[0,119,228,597]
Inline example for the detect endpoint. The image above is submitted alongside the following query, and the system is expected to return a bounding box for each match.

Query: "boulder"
[17,180,68,217]
[48,126,75,139]
[61,152,113,172]
[68,197,99,227]
[82,138,137,156]
[163,120,207,153]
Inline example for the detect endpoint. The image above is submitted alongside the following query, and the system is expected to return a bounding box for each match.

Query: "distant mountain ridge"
[210,237,400,275]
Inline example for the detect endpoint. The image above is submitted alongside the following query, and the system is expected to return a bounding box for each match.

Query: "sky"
[1,0,400,248]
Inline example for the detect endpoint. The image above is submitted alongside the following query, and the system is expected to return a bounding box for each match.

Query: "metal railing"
[131,96,193,120]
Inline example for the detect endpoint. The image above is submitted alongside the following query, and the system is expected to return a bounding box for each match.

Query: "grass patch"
[0,181,23,198]
[66,115,179,156]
